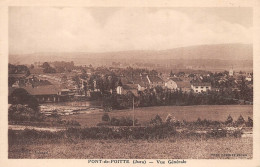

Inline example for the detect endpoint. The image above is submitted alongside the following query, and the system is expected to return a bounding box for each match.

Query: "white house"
[191,82,211,93]
[165,79,178,90]
[229,69,234,76]
[246,74,252,81]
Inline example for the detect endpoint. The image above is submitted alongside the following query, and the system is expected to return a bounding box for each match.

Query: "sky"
[9,7,252,54]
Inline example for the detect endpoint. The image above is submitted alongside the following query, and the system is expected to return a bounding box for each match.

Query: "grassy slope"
[61,105,253,127]
[9,137,252,159]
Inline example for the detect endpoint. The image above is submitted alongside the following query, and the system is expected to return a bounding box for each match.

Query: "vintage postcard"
[0,0,260,167]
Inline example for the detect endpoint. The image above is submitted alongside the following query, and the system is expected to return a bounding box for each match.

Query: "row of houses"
[9,72,212,104]
[116,75,212,95]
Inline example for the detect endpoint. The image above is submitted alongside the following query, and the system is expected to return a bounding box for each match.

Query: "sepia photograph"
[2,1,258,164]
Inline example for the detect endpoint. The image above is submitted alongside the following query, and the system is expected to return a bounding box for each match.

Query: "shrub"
[208,128,227,138]
[66,120,81,126]
[232,130,242,138]
[247,117,253,127]
[8,104,44,122]
[119,117,133,126]
[225,114,233,124]
[150,114,163,126]
[165,114,173,123]
[236,115,245,125]
[102,113,110,122]
[110,117,120,126]
[196,118,202,124]
[108,116,138,126]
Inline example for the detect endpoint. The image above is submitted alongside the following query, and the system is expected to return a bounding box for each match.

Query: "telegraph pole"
[133,97,135,126]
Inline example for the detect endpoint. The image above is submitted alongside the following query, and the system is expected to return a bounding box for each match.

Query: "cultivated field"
[62,105,253,127]
[8,137,252,159]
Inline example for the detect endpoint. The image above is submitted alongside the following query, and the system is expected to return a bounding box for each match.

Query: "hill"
[9,43,253,71]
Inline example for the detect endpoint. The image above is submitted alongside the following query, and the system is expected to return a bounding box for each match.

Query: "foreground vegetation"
[8,107,253,159]
[9,134,252,159]
[62,105,252,127]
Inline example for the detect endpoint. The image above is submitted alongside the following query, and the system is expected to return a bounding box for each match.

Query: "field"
[8,105,253,159]
[8,137,252,159]
[61,105,253,127]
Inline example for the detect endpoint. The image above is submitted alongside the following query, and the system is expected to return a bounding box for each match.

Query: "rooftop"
[148,75,164,83]
[22,85,60,95]
[175,81,191,88]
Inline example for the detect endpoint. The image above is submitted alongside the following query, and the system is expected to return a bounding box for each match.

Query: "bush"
[119,117,134,126]
[108,116,138,126]
[246,117,253,127]
[236,115,245,125]
[8,104,44,122]
[66,120,81,126]
[195,118,210,127]
[110,117,120,126]
[208,128,227,138]
[102,113,110,122]
[225,115,233,125]
[150,114,163,126]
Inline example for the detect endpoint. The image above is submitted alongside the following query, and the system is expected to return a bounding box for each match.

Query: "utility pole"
[133,97,135,126]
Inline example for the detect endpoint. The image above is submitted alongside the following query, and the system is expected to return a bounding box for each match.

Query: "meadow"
[8,105,253,159]
[8,137,252,159]
[61,105,253,127]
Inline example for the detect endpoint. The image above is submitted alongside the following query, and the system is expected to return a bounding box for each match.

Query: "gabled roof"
[22,85,60,95]
[148,75,164,83]
[175,81,191,88]
[169,77,182,82]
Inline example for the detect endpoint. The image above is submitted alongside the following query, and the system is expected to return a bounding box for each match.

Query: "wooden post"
[133,97,135,126]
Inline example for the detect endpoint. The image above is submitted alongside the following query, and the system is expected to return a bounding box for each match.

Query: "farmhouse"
[191,82,211,93]
[23,85,62,103]
[116,84,139,96]
[175,81,191,92]
[146,75,164,88]
[165,79,191,92]
[165,77,182,90]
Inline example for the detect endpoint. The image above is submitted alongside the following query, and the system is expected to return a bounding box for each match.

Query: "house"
[23,85,62,103]
[165,79,178,90]
[133,74,149,91]
[118,74,149,92]
[191,82,211,93]
[165,79,191,92]
[116,84,139,96]
[146,75,164,88]
[229,68,234,76]
[9,84,70,103]
[175,81,191,92]
[246,74,252,81]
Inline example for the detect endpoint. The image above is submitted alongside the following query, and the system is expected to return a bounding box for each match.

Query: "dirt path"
[8,125,66,132]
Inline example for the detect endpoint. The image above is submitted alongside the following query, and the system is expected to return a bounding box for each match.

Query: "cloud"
[9,7,252,54]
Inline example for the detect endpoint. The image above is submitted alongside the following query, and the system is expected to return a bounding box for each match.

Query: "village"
[8,61,253,116]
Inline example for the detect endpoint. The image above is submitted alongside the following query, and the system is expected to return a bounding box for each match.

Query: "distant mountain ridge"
[9,43,253,65]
